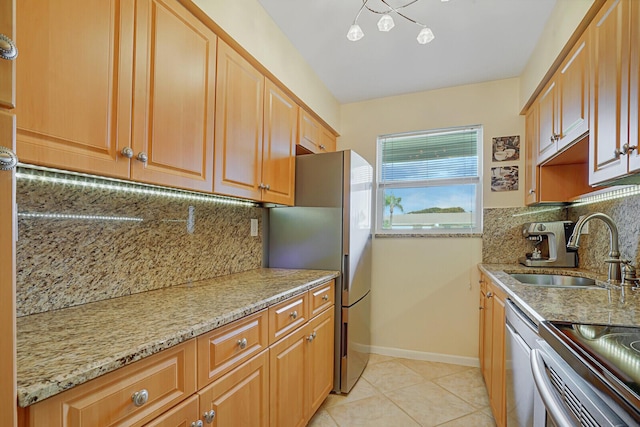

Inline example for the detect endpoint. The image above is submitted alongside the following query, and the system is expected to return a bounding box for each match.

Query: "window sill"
[374,233,483,238]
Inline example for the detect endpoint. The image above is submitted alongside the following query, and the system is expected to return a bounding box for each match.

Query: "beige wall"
[519,0,595,110]
[339,78,524,361]
[190,0,341,131]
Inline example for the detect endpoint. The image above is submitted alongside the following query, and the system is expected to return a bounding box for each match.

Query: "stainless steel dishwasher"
[505,298,545,427]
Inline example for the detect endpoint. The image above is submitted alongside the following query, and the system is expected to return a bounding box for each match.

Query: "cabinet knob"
[486,292,493,299]
[191,421,204,427]
[136,152,148,163]
[203,409,216,423]
[618,143,638,156]
[322,294,329,301]
[131,389,149,407]
[307,331,317,342]
[258,183,265,190]
[265,184,270,190]
[319,144,326,150]
[289,310,298,320]
[528,189,535,195]
[237,337,248,349]
[121,147,134,158]
[0,34,18,60]
[0,147,18,171]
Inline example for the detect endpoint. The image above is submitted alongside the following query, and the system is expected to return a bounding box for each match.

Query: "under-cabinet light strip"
[511,207,564,217]
[18,212,143,222]
[572,185,640,207]
[16,164,258,207]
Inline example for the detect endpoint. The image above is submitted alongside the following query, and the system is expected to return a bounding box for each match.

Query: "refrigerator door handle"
[342,254,349,293]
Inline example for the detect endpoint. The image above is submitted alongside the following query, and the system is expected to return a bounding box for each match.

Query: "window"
[376,125,483,234]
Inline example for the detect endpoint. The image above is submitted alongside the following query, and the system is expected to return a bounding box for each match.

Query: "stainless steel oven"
[533,321,640,426]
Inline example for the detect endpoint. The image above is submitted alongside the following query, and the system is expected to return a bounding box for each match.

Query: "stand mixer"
[519,221,578,267]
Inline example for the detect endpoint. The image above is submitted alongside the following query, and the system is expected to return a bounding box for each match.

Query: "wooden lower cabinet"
[479,275,506,427]
[270,307,334,427]
[198,350,270,427]
[143,395,200,427]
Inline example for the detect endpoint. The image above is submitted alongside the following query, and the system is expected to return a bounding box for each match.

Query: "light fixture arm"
[378,0,426,27]
[352,0,369,24]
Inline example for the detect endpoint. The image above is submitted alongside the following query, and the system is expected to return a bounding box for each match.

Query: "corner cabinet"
[589,0,640,184]
[15,0,216,192]
[479,275,506,427]
[214,40,296,205]
[19,280,336,427]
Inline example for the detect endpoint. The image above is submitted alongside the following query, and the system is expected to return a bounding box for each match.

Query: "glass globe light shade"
[377,14,395,32]
[347,24,364,41]
[417,27,435,44]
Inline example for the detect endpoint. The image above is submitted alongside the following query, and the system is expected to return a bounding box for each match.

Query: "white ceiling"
[256,0,557,104]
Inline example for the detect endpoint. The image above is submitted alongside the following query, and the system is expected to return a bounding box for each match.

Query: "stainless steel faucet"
[567,212,621,284]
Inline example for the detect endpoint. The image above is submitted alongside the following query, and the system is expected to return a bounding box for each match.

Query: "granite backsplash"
[16,176,264,317]
[483,192,640,276]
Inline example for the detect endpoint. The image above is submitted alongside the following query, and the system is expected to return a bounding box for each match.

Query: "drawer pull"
[131,389,149,407]
[290,310,298,320]
[191,421,204,427]
[237,338,248,349]
[322,294,329,301]
[307,331,317,342]
[203,409,216,423]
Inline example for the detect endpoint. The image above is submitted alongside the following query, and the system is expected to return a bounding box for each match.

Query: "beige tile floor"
[308,353,496,427]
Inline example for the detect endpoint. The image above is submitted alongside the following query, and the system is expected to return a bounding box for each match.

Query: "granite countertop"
[16,268,339,408]
[479,263,640,328]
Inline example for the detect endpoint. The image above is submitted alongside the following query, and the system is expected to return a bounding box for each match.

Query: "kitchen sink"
[508,273,600,288]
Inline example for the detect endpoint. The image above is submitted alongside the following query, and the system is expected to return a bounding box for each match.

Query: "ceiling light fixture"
[347,0,438,44]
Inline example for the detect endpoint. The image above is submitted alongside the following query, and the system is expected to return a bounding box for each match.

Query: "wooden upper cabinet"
[298,109,336,154]
[536,79,557,164]
[15,0,135,178]
[524,105,539,205]
[214,39,264,200]
[262,80,297,205]
[557,31,589,151]
[131,0,216,192]
[0,0,16,109]
[627,0,640,173]
[589,0,631,184]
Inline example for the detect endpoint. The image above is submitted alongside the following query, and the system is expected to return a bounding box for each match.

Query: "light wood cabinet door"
[628,0,640,173]
[198,350,269,427]
[479,278,493,391]
[143,395,199,427]
[536,79,558,164]
[298,110,321,153]
[214,40,264,200]
[589,0,631,184]
[557,32,589,151]
[0,91,17,427]
[262,80,296,205]
[524,105,539,205]
[131,0,216,192]
[307,308,334,417]
[0,0,15,109]
[320,127,337,153]
[15,0,134,178]
[269,324,309,427]
[490,289,506,427]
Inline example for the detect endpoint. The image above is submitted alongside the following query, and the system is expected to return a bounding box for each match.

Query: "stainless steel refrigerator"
[268,150,372,394]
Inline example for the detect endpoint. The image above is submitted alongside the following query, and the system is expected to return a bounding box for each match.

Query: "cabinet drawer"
[143,394,199,427]
[309,280,335,318]
[26,340,197,427]
[268,293,309,345]
[197,309,268,389]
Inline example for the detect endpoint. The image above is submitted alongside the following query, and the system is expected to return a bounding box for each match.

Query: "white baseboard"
[369,345,480,368]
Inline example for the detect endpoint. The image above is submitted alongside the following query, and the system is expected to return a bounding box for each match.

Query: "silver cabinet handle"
[530,349,576,427]
[322,294,329,301]
[486,292,493,299]
[319,144,326,150]
[191,421,204,427]
[258,183,265,189]
[0,146,18,171]
[131,389,149,407]
[307,331,317,342]
[528,189,535,195]
[290,310,298,320]
[121,147,134,158]
[203,409,216,423]
[265,184,270,190]
[0,34,18,60]
[237,338,247,349]
[136,152,148,163]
